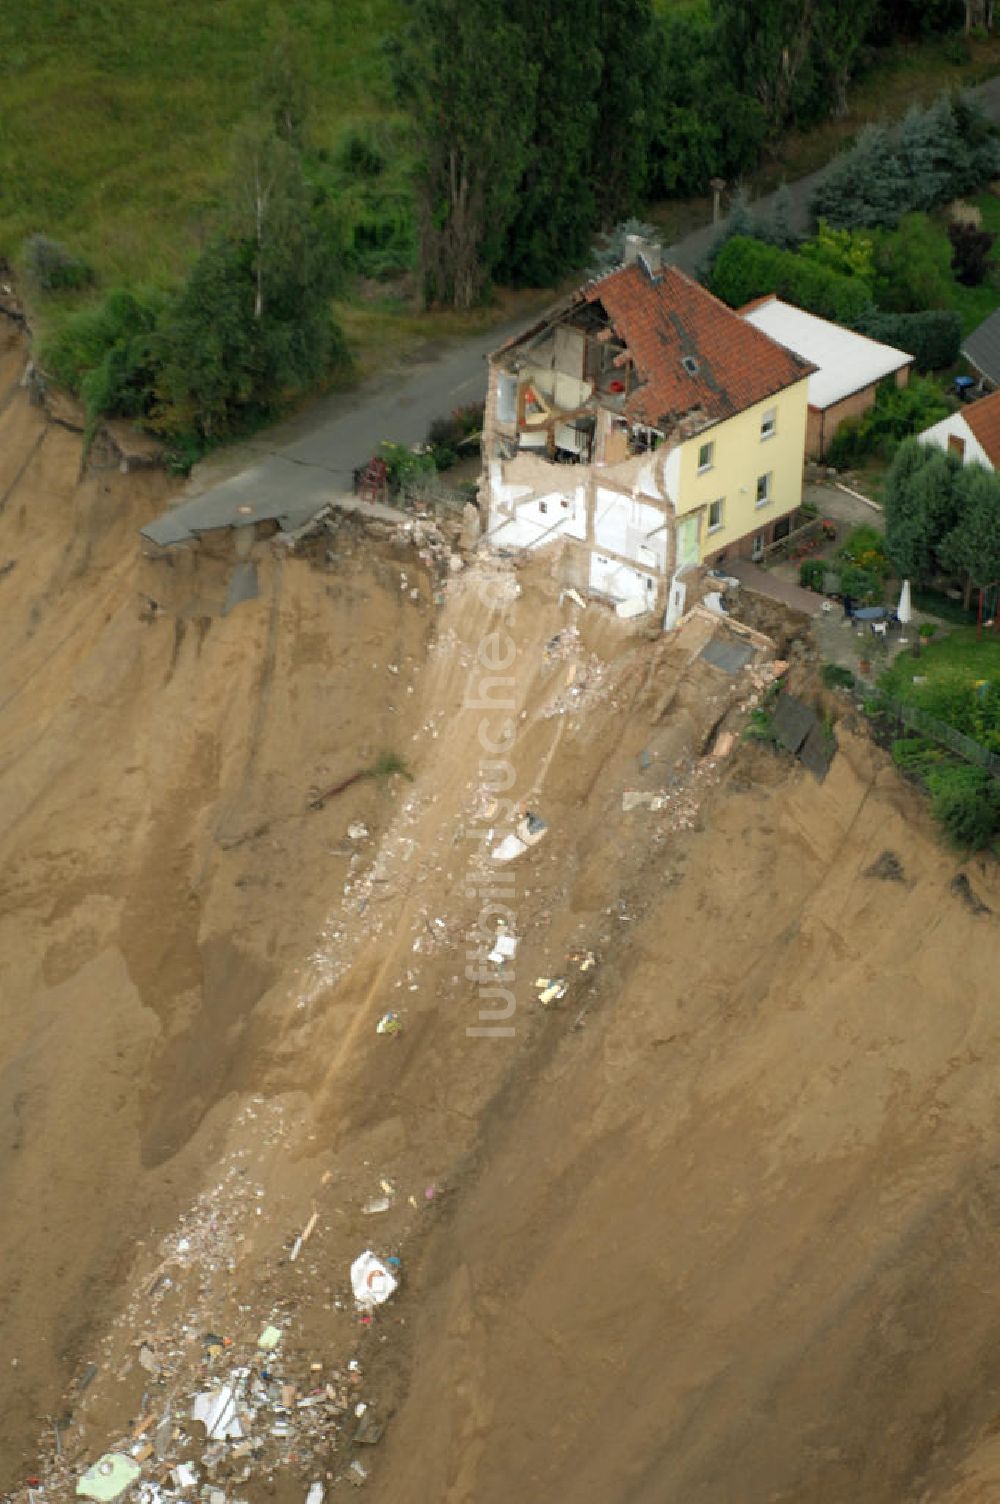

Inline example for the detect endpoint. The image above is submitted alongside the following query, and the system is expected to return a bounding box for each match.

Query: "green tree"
[156,171,346,441]
[940,464,1000,607]
[756,182,801,250]
[896,96,965,211]
[646,8,768,200]
[711,0,819,130]
[226,121,307,323]
[590,0,659,225]
[500,0,602,284]
[811,123,910,229]
[800,219,875,281]
[883,439,953,583]
[395,0,537,306]
[811,0,878,118]
[872,212,953,313]
[256,10,312,149]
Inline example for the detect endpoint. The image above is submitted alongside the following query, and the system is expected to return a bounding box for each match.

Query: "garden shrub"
[22,233,94,292]
[828,375,950,465]
[852,308,962,373]
[890,735,946,775]
[710,236,871,322]
[821,663,855,689]
[925,763,1000,849]
[838,562,881,603]
[799,558,826,591]
[40,286,164,433]
[379,440,437,492]
[872,213,954,314]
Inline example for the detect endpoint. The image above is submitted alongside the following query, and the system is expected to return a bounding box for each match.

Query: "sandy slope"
[0,322,433,1482]
[4,311,1000,1503]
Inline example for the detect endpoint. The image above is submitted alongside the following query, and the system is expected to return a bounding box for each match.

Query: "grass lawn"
[0,0,407,290]
[882,625,1000,701]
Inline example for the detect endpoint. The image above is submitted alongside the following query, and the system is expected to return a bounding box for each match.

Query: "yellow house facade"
[673,379,812,568]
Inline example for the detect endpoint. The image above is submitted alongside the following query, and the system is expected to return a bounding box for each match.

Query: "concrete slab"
[699,636,756,676]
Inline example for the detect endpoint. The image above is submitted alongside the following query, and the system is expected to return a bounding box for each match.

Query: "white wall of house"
[589,552,657,602]
[593,488,668,571]
[918,411,994,470]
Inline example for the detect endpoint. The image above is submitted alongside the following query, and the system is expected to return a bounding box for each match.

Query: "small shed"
[740,295,913,459]
[962,306,1000,388]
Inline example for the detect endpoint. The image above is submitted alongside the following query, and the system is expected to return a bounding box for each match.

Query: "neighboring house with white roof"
[740,295,913,459]
[918,387,1000,470]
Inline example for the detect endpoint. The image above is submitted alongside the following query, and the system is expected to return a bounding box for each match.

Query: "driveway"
[141,75,1000,546]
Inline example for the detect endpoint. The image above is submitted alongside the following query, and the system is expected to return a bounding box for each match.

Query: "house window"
[755,472,772,508]
[761,407,777,440]
[708,497,725,533]
[539,500,548,514]
[496,372,517,424]
[948,433,966,460]
[698,440,714,473]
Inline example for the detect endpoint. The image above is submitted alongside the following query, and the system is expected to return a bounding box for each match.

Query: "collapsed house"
[482,237,815,623]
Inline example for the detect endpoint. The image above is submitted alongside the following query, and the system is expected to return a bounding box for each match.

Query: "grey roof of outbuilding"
[962,307,1000,384]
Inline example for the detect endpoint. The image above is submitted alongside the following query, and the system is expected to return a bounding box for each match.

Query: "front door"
[677,513,700,569]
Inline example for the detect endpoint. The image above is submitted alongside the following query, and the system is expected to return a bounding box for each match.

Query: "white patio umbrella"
[897,578,912,625]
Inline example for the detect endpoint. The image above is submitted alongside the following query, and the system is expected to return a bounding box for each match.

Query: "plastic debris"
[192,1385,243,1441]
[535,977,567,1006]
[290,1210,319,1262]
[137,1343,159,1374]
[487,933,518,965]
[305,1484,325,1504]
[362,1195,392,1215]
[258,1325,283,1352]
[350,1250,398,1310]
[354,1410,385,1446]
[492,811,548,863]
[491,833,526,863]
[376,1011,401,1035]
[76,1455,141,1502]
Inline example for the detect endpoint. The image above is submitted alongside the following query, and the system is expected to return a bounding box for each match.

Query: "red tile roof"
[584,262,813,429]
[963,387,1000,466]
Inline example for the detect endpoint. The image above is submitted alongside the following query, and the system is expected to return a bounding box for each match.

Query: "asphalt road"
[142,73,1000,545]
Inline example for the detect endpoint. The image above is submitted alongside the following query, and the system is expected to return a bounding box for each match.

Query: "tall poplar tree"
[499,0,602,285]
[395,0,537,307]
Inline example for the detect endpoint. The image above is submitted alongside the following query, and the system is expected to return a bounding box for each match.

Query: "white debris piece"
[487,933,519,965]
[192,1384,244,1441]
[305,1484,325,1504]
[491,833,527,863]
[350,1250,398,1310]
[616,596,648,619]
